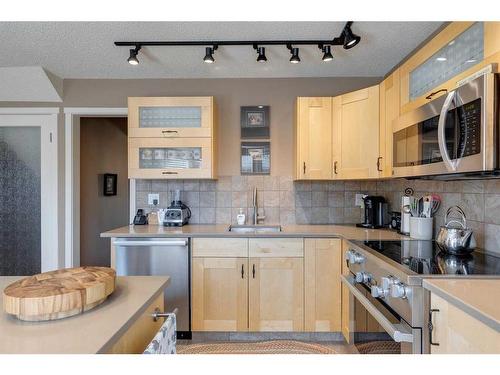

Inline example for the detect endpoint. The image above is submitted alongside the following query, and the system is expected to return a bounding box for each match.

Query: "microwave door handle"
[438,90,458,172]
[341,275,414,343]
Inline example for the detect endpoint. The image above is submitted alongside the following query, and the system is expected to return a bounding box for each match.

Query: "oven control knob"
[381,276,396,290]
[370,285,388,299]
[355,272,371,284]
[346,250,365,265]
[390,282,410,299]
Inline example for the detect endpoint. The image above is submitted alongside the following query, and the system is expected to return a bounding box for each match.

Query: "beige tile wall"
[136,177,500,252]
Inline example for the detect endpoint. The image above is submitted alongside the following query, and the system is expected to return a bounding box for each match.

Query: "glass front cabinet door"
[128,96,214,138]
[128,138,214,179]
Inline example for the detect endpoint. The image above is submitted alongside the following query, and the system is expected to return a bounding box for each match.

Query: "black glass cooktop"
[353,240,500,276]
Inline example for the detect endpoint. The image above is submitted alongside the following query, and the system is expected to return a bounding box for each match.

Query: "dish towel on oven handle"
[143,313,177,354]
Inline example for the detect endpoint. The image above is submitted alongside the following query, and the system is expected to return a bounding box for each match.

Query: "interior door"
[248,257,304,332]
[0,113,58,275]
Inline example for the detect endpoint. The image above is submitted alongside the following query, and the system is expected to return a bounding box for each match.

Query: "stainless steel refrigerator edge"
[113,237,191,338]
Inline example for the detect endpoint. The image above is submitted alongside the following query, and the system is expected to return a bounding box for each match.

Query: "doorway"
[79,117,129,266]
[0,111,60,275]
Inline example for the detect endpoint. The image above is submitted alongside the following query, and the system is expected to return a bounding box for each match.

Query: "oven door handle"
[341,275,414,343]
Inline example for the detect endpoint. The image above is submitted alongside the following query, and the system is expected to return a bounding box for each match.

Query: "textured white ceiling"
[0,22,443,79]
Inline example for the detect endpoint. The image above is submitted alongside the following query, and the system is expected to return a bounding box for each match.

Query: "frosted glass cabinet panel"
[129,138,214,179]
[128,97,214,138]
[409,22,484,101]
[0,126,41,276]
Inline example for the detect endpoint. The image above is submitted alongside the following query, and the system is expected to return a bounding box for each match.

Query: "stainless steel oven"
[393,71,498,179]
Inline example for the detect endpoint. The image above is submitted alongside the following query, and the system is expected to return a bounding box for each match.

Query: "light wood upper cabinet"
[294,97,333,180]
[304,238,341,332]
[378,69,400,178]
[128,96,214,138]
[400,22,500,115]
[249,257,304,332]
[127,96,217,179]
[191,257,248,332]
[429,292,500,354]
[334,85,380,180]
[128,137,215,179]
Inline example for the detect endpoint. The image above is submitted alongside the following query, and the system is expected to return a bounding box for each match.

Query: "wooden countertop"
[423,279,500,332]
[0,276,169,354]
[101,224,407,241]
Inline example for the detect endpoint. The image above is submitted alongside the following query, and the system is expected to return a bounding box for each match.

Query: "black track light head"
[289,47,300,64]
[321,45,334,62]
[256,47,267,62]
[127,46,141,65]
[342,23,361,49]
[203,46,215,63]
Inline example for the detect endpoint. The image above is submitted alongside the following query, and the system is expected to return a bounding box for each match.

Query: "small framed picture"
[241,142,270,175]
[103,173,117,196]
[241,106,270,139]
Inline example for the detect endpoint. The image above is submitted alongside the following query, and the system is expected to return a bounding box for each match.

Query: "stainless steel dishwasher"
[113,237,191,339]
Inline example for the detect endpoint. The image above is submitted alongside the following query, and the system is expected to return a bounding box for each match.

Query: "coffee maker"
[356,195,387,229]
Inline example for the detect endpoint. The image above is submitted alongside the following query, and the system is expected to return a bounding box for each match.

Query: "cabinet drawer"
[106,293,164,354]
[128,96,214,138]
[193,238,248,257]
[128,137,214,179]
[249,238,303,258]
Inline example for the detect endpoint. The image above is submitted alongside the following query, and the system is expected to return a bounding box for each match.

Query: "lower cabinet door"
[191,257,248,331]
[248,257,304,332]
[304,238,342,332]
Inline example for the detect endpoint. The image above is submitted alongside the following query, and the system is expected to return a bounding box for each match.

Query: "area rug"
[355,341,401,354]
[177,340,338,354]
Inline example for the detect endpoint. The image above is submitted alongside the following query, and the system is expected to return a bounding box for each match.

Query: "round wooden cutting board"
[3,266,116,321]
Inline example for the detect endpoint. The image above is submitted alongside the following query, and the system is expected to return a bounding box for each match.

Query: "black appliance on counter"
[356,195,387,229]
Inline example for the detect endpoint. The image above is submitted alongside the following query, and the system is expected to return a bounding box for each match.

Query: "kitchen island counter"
[0,276,169,354]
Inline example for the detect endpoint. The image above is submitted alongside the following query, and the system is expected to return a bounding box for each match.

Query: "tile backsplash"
[136,176,500,252]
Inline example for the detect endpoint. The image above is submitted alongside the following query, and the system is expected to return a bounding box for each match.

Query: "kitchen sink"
[227,225,282,233]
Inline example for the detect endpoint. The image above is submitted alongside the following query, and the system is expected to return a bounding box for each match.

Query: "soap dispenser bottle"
[236,208,246,225]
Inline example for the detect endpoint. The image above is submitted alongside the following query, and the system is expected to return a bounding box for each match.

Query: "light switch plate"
[148,193,160,205]
[355,194,365,207]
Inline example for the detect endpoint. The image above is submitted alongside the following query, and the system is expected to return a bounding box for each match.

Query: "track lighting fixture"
[127,46,141,65]
[115,22,361,65]
[256,46,267,62]
[342,22,361,49]
[203,46,217,63]
[289,47,300,64]
[320,45,333,62]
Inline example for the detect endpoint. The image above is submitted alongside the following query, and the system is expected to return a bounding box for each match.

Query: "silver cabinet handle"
[341,275,414,343]
[113,240,188,247]
[152,307,178,322]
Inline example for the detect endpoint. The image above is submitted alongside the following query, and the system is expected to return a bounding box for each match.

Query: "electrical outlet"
[148,193,160,206]
[355,194,365,207]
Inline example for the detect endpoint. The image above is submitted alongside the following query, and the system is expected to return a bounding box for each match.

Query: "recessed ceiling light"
[436,57,447,62]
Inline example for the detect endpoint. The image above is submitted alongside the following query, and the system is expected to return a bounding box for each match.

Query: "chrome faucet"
[252,187,265,225]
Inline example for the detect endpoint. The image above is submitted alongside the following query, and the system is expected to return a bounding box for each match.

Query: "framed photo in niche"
[240,105,270,139]
[241,142,270,175]
[103,173,117,196]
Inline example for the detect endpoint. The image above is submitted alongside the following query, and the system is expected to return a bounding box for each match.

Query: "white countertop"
[0,276,169,354]
[423,278,500,332]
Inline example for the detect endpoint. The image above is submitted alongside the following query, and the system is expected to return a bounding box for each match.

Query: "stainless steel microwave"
[393,72,499,179]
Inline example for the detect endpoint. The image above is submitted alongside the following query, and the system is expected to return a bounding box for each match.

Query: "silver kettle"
[436,206,476,255]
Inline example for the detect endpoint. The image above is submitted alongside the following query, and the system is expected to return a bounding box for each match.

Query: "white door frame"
[64,108,131,268]
[0,108,62,272]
